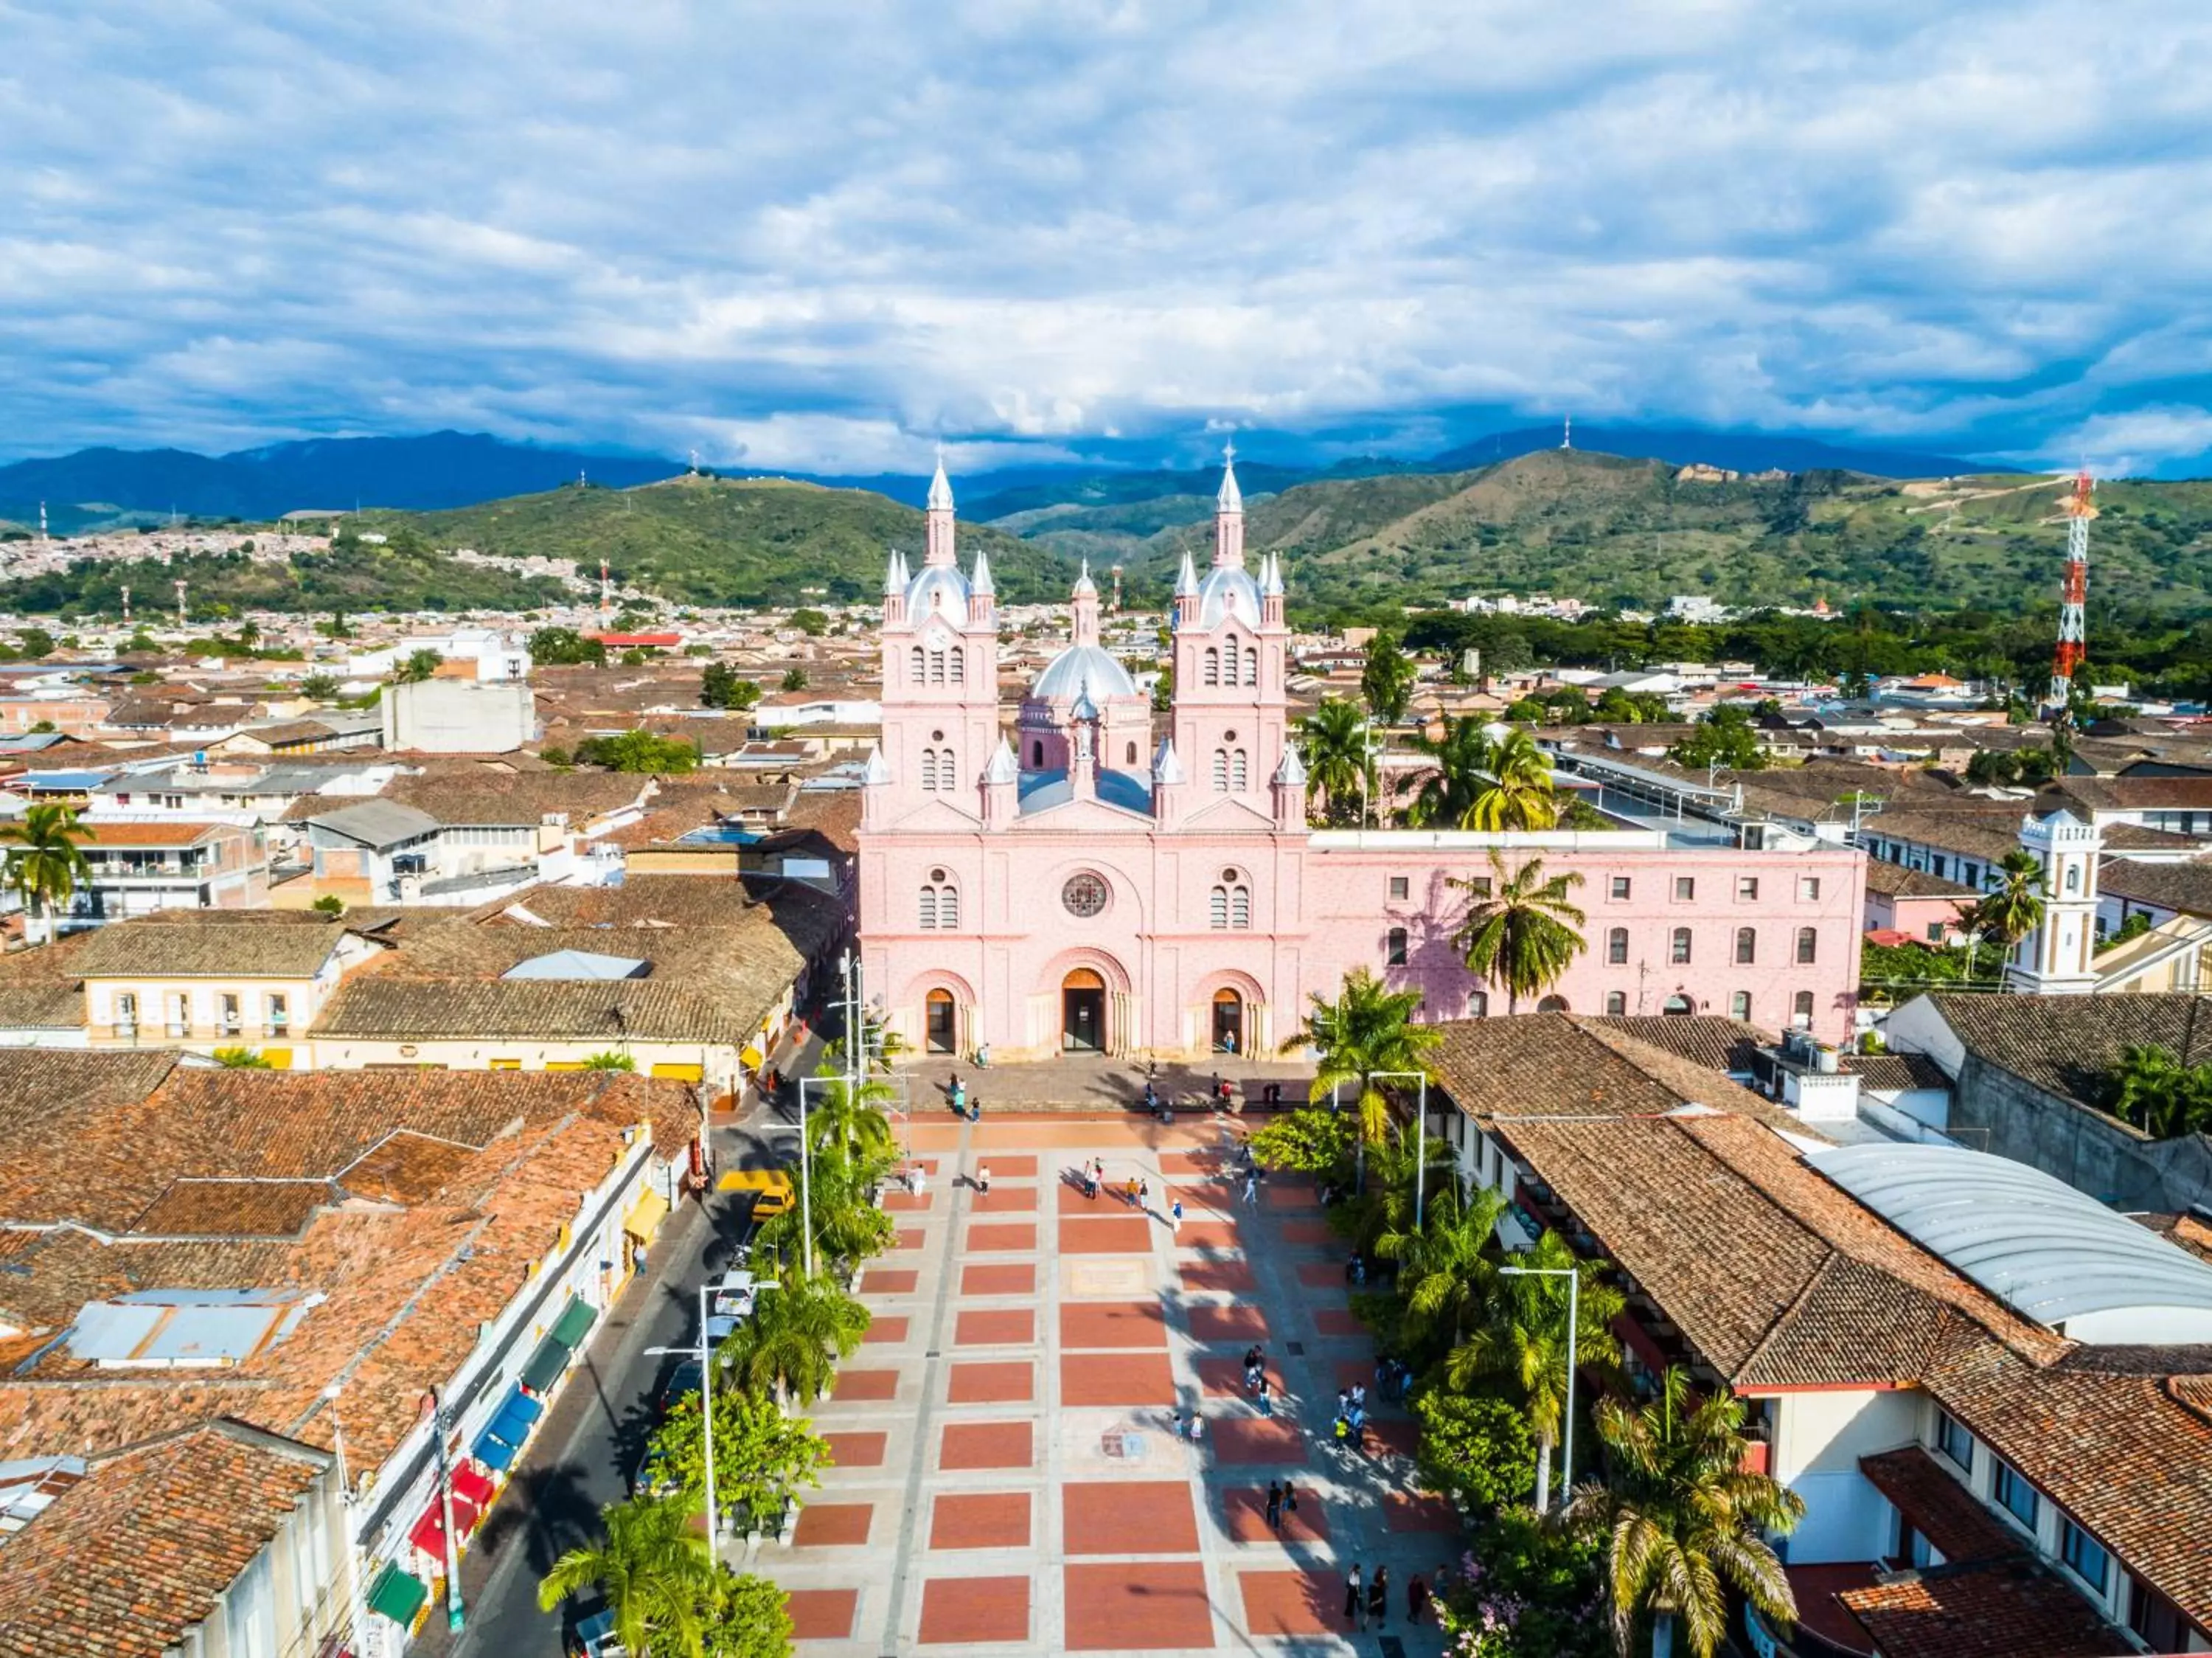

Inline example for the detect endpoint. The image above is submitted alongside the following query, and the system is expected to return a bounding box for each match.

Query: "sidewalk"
[900,1053,1313,1114]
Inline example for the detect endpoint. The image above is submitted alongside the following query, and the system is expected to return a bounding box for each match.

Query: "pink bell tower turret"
[1214,441,1245,569]
[925,452,957,567]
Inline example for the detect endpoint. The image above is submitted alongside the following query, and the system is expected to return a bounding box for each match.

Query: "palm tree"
[536,1495,714,1658]
[1971,849,2045,973]
[1297,698,1374,827]
[1449,1230,1623,1510]
[2107,1042,2212,1139]
[807,1074,897,1167]
[1453,852,1587,1013]
[1284,966,1439,1156]
[211,1047,272,1069]
[1405,716,1495,828]
[718,1272,870,1405]
[0,802,91,946]
[584,1050,638,1071]
[1557,1366,1806,1658]
[1468,726,1561,831]
[1374,1176,1505,1345]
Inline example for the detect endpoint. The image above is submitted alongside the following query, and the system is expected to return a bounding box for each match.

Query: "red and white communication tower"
[2048,468,2094,710]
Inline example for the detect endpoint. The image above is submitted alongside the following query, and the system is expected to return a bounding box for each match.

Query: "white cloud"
[1,0,2210,468]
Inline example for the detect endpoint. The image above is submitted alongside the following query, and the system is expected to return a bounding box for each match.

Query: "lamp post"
[796,1078,836,1280]
[421,1387,465,1632]
[322,1383,367,1658]
[645,1281,720,1548]
[1498,1263,1579,1511]
[1369,1069,1431,1229]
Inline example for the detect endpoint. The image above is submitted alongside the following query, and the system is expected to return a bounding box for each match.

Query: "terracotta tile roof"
[1914,991,2212,1110]
[1857,1447,2020,1566]
[72,820,236,847]
[2099,856,2212,919]
[128,1179,336,1239]
[69,918,349,979]
[1837,1557,2121,1658]
[335,1130,480,1204]
[1840,1052,1953,1093]
[1582,1013,1770,1074]
[1427,1012,1806,1134]
[1862,859,1979,899]
[0,1422,329,1658]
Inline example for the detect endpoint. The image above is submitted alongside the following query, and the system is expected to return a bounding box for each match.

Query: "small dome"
[1031,643,1137,703]
[905,563,972,620]
[1197,566,1262,630]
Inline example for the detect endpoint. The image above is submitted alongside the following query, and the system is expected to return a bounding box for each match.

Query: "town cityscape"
[3,8,2211,1658]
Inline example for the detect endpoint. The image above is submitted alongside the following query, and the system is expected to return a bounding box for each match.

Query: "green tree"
[0,802,91,946]
[1449,1230,1623,1510]
[779,667,810,693]
[1361,631,1417,725]
[1453,853,1587,1013]
[1405,715,1495,828]
[701,1570,795,1658]
[1667,705,1765,771]
[311,894,347,916]
[1968,848,2045,973]
[1377,1178,1506,1345]
[717,1273,871,1406]
[1414,1389,1537,1515]
[210,1047,272,1069]
[585,1050,637,1071]
[1296,698,1375,827]
[1284,965,1440,1158]
[1558,1366,1805,1658]
[645,1385,827,1531]
[318,611,353,639]
[787,608,830,636]
[2104,1043,2212,1139]
[700,662,761,710]
[806,1074,897,1168]
[1246,1106,1358,1176]
[536,1496,715,1658]
[532,625,608,666]
[576,730,702,774]
[1469,726,1561,831]
[299,672,341,701]
[16,628,55,659]
[393,648,442,683]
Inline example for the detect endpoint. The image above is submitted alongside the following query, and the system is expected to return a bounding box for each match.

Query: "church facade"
[857,459,1865,1062]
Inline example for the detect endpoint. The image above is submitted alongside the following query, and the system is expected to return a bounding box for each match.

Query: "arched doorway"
[925,989,957,1054]
[1062,968,1106,1052]
[1661,993,1694,1016]
[1211,988,1244,1054]
[1536,994,1569,1012]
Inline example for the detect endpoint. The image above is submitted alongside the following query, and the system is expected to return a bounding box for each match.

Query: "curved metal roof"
[1029,643,1137,704]
[1196,566,1262,630]
[1806,1142,2212,1336]
[905,563,972,621]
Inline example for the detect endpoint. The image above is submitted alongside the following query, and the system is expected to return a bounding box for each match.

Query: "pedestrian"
[1351,1382,1366,1412]
[948,1073,964,1112]
[1125,1175,1141,1207]
[1242,1170,1259,1204]
[1407,1574,1430,1626]
[1186,1412,1204,1443]
[1335,1386,1350,1418]
[1333,1413,1349,1446]
[1169,1198,1183,1235]
[910,1164,928,1199]
[1082,1165,1099,1200]
[1344,1564,1363,1628]
[1265,1480,1283,1531]
[1283,1482,1299,1519]
[1093,1156,1106,1187]
[1344,1250,1362,1285]
[1256,1371,1273,1418]
[1138,1178,1151,1211]
[1354,1415,1370,1455]
[977,1162,992,1196]
[1368,1565,1389,1628]
[1243,1345,1262,1391]
[970,1094,981,1122]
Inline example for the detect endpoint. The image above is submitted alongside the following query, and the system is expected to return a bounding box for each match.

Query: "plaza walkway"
[748,1109,1458,1657]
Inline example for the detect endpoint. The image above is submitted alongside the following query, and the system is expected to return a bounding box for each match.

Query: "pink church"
[858,457,1865,1061]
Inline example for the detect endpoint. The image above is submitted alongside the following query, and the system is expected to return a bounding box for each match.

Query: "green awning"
[366,1561,428,1626]
[519,1331,572,1393]
[550,1294,597,1350]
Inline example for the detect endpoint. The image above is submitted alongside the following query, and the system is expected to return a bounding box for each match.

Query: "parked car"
[657,1357,703,1414]
[709,1269,759,1319]
[716,1166,795,1218]
[571,1608,625,1657]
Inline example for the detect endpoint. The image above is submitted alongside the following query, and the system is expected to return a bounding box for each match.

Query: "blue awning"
[470,1429,518,1472]
[487,1388,542,1449]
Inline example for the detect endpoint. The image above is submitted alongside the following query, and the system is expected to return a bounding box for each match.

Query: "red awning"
[451,1465,495,1509]
[409,1491,483,1558]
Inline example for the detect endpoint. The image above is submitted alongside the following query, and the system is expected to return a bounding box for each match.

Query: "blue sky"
[6,1,2212,475]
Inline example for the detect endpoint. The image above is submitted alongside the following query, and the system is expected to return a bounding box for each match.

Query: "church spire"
[924,448,957,566]
[1217,440,1242,511]
[1213,440,1245,569]
[928,448,954,512]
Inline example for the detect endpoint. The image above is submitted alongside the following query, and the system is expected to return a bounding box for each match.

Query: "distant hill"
[0,431,685,531]
[1427,426,1982,479]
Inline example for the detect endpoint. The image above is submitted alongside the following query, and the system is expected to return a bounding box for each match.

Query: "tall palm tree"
[1374,1177,1505,1345]
[1284,966,1439,1153]
[1557,1366,1806,1658]
[718,1272,870,1405]
[1296,698,1374,827]
[1405,716,1495,828]
[1453,852,1587,1013]
[1468,726,1562,831]
[0,802,91,946]
[807,1074,897,1167]
[537,1495,714,1658]
[1972,848,2045,972]
[1449,1230,1623,1510]
[2107,1042,2212,1140]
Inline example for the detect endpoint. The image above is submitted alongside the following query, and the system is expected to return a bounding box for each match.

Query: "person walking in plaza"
[1169,1197,1184,1235]
[1344,1564,1363,1629]
[1283,1482,1299,1522]
[948,1073,964,1114]
[1242,1168,1259,1204]
[1255,1370,1273,1418]
[1406,1573,1430,1626]
[1242,1345,1262,1391]
[1138,1177,1151,1213]
[1368,1566,1390,1628]
[1265,1480,1283,1531]
[976,1162,992,1196]
[1125,1174,1141,1207]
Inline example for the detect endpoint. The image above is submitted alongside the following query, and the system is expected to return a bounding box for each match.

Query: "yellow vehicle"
[717,1166,796,1218]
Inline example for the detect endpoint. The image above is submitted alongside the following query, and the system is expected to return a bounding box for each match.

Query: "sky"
[6,1,2212,476]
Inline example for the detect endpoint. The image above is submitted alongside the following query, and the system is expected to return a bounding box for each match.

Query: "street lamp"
[644,1282,720,1548]
[321,1383,367,1658]
[1368,1069,1431,1229]
[420,1387,465,1632]
[1498,1263,1579,1511]
[795,1077,840,1280]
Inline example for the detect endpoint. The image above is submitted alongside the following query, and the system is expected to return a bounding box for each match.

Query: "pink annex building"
[858,457,1865,1061]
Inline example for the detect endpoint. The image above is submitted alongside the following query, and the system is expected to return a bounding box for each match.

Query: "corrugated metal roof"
[501,949,650,981]
[67,1289,321,1368]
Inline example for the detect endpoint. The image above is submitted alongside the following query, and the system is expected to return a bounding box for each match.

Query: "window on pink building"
[1203,648,1220,686]
[1792,990,1815,1027]
[1670,927,1692,965]
[1735,927,1756,965]
[1387,926,1408,965]
[1610,876,1631,900]
[1731,991,1751,1020]
[1604,991,1627,1015]
[1799,875,1821,901]
[1737,876,1759,900]
[1607,927,1628,965]
[1796,926,1818,964]
[1674,876,1695,901]
[1389,876,1409,901]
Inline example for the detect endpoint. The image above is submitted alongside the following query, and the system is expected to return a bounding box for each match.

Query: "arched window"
[1211,886,1228,929]
[1467,990,1489,1018]
[2065,864,2081,895]
[1536,994,1569,1012]
[1795,926,1818,965]
[909,645,926,680]
[939,881,959,928]
[1126,741,1138,765]
[1670,926,1692,965]
[919,872,958,929]
[1243,646,1259,685]
[1792,990,1815,1028]
[1735,926,1756,965]
[1231,749,1248,789]
[919,749,939,791]
[1731,991,1752,1021]
[1662,994,1694,1016]
[1607,926,1629,965]
[1604,991,1627,1015]
[1386,926,1408,965]
[1212,749,1229,791]
[1032,740,1044,766]
[928,648,947,684]
[1203,648,1220,687]
[950,645,964,684]
[1231,886,1250,928]
[918,886,937,929]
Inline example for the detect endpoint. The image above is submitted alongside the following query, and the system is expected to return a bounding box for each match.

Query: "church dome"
[1196,566,1262,630]
[1030,643,1137,703]
[905,563,972,620]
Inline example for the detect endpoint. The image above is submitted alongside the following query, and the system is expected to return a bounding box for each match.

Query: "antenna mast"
[2048,469,2094,710]
[120,585,131,626]
[1561,416,1572,451]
